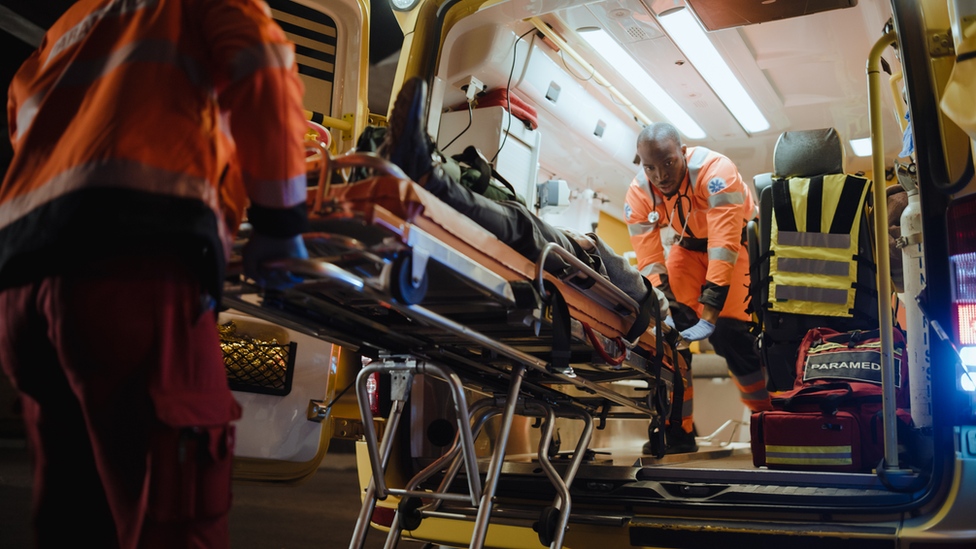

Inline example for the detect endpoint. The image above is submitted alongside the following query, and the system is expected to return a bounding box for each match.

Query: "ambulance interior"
[224,0,976,535]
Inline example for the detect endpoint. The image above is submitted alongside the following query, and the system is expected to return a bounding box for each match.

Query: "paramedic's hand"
[243,233,309,290]
[663,315,675,330]
[679,319,715,342]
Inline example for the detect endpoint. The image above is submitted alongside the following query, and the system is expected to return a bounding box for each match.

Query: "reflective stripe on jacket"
[624,146,755,310]
[1,0,307,290]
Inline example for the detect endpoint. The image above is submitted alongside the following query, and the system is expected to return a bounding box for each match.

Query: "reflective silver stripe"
[243,172,307,209]
[778,257,850,277]
[681,398,693,416]
[628,222,657,236]
[708,191,743,208]
[46,0,159,65]
[742,389,771,401]
[708,246,738,264]
[687,146,711,193]
[59,40,209,88]
[0,159,217,232]
[778,231,850,249]
[230,43,295,83]
[776,285,849,304]
[640,263,668,277]
[15,40,210,141]
[14,91,45,141]
[766,450,851,460]
[735,370,766,387]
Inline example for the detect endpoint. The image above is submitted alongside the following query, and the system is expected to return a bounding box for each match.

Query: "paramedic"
[626,123,772,454]
[0,1,308,547]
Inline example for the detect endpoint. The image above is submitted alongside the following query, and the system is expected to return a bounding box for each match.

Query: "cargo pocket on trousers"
[147,423,236,523]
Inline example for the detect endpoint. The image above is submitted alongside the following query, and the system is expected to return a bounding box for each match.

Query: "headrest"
[773,128,845,178]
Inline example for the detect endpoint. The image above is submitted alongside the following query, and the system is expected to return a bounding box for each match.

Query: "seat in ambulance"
[749,128,880,392]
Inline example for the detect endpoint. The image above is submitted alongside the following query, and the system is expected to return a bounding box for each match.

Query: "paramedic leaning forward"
[626,123,772,454]
[0,1,309,547]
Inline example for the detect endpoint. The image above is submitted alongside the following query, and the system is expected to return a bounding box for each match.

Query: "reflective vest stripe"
[776,285,849,305]
[629,221,657,236]
[243,173,307,209]
[16,40,211,141]
[708,246,738,264]
[708,191,743,208]
[640,263,668,277]
[687,146,711,193]
[777,257,850,277]
[777,231,851,249]
[0,159,218,232]
[230,43,296,83]
[46,0,159,65]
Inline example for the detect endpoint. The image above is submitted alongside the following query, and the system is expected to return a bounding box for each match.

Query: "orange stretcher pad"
[313,176,679,373]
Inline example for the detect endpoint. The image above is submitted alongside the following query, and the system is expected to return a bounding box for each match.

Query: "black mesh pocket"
[219,322,297,396]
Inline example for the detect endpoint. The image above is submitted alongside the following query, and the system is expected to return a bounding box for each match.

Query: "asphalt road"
[0,441,426,549]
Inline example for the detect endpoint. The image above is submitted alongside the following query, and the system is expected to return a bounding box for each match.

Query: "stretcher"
[222,150,679,549]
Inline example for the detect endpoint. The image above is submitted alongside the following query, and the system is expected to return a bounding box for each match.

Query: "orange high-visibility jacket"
[1,0,307,293]
[624,146,757,310]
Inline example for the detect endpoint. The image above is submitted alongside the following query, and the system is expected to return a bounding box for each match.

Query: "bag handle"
[777,382,853,414]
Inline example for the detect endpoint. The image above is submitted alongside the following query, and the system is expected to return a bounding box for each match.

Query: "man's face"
[638,139,687,197]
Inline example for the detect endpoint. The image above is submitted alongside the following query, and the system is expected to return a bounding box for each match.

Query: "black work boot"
[380,76,434,182]
[664,424,699,454]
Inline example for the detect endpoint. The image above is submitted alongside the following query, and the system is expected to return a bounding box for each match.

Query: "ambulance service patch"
[624,203,632,221]
[707,177,727,194]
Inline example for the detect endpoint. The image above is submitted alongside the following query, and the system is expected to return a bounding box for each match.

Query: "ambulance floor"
[0,441,426,549]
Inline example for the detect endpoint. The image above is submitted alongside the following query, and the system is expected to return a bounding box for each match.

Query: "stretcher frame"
[223,152,677,549]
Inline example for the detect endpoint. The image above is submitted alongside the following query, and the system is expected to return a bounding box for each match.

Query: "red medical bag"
[751,327,911,472]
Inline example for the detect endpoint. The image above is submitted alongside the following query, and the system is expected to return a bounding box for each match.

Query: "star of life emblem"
[624,203,632,221]
[707,177,728,195]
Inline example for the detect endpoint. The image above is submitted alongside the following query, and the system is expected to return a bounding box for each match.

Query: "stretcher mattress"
[316,175,676,366]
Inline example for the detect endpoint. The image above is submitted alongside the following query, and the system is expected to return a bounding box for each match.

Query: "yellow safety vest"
[768,174,873,317]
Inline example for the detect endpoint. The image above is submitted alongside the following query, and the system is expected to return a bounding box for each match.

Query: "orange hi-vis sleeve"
[624,175,668,287]
[693,152,754,289]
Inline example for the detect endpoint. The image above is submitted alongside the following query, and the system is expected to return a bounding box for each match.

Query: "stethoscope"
[657,180,696,246]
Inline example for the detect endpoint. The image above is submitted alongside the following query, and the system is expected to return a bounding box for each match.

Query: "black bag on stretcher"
[751,327,912,472]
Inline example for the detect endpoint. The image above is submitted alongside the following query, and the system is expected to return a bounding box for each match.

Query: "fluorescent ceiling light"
[579,28,706,140]
[850,137,873,157]
[659,8,770,133]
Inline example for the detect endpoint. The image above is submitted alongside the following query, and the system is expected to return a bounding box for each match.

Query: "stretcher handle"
[580,322,627,366]
[311,150,409,213]
[262,258,365,290]
[535,242,641,317]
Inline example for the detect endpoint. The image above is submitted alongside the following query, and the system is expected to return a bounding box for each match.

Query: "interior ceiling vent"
[685,0,858,31]
[626,26,649,40]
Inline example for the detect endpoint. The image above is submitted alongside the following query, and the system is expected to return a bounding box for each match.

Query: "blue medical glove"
[243,232,309,290]
[680,318,715,342]
[663,315,675,329]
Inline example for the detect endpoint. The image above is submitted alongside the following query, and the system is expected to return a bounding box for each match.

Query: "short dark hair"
[637,122,682,149]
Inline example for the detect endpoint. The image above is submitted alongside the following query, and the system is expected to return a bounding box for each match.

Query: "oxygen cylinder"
[900,190,932,428]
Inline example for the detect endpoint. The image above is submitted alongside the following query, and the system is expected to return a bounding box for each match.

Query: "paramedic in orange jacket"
[0,1,308,547]
[626,123,771,453]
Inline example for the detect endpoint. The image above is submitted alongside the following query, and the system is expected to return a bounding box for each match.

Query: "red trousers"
[0,255,241,549]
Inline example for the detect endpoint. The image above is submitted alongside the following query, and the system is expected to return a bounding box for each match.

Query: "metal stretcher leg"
[381,399,498,549]
[348,398,406,549]
[536,405,594,549]
[469,365,527,549]
[350,357,482,549]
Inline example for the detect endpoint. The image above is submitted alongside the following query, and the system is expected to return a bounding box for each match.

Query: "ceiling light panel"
[579,28,706,139]
[659,7,770,133]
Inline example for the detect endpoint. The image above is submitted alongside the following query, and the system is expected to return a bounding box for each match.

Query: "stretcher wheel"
[391,254,428,304]
[532,505,560,547]
[397,496,424,531]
